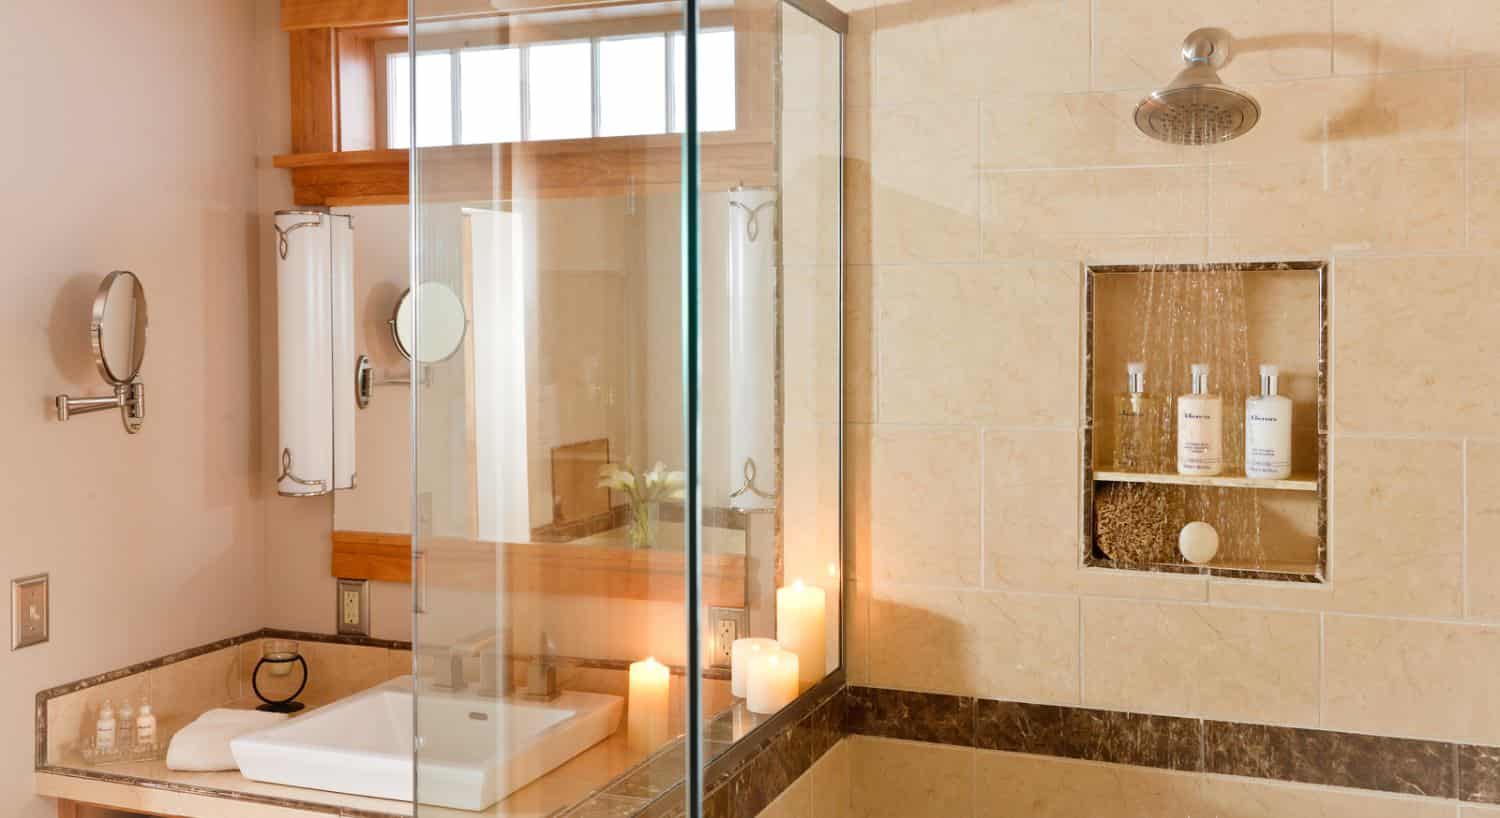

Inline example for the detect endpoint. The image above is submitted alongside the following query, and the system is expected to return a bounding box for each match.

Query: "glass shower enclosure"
[404,0,844,812]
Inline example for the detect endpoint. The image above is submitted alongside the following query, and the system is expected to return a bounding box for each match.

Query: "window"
[458,47,522,144]
[384,29,735,148]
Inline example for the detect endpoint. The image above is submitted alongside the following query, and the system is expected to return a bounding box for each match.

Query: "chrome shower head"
[1134,28,1260,146]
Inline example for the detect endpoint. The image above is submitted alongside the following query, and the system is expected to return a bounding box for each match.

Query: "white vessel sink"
[231,676,623,811]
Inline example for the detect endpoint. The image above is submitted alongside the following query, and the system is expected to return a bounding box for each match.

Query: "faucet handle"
[476,644,513,699]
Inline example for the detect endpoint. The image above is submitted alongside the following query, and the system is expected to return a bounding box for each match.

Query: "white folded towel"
[165,708,288,772]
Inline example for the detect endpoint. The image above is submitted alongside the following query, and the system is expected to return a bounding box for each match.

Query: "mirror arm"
[55,382,145,434]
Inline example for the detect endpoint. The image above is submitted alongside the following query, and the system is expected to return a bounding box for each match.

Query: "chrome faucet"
[524,632,561,701]
[428,627,507,693]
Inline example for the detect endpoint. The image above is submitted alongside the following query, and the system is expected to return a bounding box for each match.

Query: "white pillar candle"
[746,649,799,715]
[776,579,827,689]
[731,637,779,698]
[627,657,670,753]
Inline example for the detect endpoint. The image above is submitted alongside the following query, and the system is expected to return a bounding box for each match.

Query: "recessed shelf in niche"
[1082,261,1328,583]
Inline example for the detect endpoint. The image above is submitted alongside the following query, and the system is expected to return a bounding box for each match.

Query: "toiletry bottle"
[135,699,157,751]
[1113,361,1163,472]
[1245,363,1293,479]
[1176,363,1223,476]
[116,697,136,752]
[95,701,116,754]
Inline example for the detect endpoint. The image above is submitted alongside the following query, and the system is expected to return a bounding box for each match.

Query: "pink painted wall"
[0,1,274,814]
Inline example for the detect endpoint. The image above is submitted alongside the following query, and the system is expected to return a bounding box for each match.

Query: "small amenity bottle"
[95,701,117,754]
[1245,364,1293,479]
[1177,363,1223,476]
[116,698,136,751]
[1113,361,1162,472]
[135,699,157,752]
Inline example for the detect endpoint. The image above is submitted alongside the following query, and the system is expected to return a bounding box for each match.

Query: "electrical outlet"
[336,578,370,636]
[12,574,48,650]
[707,606,747,669]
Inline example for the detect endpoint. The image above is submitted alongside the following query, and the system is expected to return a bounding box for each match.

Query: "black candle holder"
[252,640,308,714]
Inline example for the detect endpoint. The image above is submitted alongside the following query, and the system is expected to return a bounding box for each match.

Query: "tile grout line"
[1462,438,1471,618]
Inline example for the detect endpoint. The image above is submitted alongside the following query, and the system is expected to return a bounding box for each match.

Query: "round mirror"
[91,271,148,385]
[391,282,466,364]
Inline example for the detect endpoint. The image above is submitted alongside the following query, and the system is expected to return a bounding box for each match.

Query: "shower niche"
[1082,262,1327,582]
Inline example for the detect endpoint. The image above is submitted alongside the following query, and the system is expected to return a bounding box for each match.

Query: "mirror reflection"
[391,282,467,363]
[94,270,148,385]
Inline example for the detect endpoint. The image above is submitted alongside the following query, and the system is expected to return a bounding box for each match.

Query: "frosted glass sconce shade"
[727,187,778,511]
[275,209,356,497]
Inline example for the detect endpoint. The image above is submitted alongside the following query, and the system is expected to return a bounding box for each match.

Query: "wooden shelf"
[274,133,775,205]
[1094,470,1318,493]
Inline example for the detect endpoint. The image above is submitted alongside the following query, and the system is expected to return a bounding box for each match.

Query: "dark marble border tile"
[976,700,1202,772]
[1460,745,1500,803]
[1204,720,1455,799]
[846,686,973,746]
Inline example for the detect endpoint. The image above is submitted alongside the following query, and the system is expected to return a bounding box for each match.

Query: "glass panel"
[387,52,411,149]
[459,47,522,145]
[598,34,668,137]
[672,29,736,133]
[408,4,691,817]
[413,51,454,148]
[526,40,593,141]
[396,1,842,814]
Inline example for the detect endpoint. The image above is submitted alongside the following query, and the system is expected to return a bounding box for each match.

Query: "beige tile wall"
[842,1,1500,804]
[838,737,1461,818]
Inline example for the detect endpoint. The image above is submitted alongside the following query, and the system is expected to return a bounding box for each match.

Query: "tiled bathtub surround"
[845,686,1500,805]
[844,8,1500,818]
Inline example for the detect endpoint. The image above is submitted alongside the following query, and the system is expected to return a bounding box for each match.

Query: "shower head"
[1134,28,1260,146]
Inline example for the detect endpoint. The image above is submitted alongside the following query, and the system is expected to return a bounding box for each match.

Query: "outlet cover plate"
[12,574,49,650]
[707,606,748,669]
[336,578,370,636]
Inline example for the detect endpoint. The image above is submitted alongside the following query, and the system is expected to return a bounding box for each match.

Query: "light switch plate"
[336,578,370,636]
[12,574,49,650]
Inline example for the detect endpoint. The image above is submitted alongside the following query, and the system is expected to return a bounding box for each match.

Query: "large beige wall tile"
[844,265,877,423]
[982,428,1080,589]
[1325,437,1463,617]
[148,647,243,728]
[871,0,1088,105]
[980,166,1209,261]
[811,739,852,818]
[1472,67,1500,157]
[869,584,1080,702]
[867,103,979,263]
[846,424,873,585]
[1324,614,1500,743]
[1208,158,1465,256]
[846,580,870,685]
[867,425,982,586]
[784,265,843,424]
[849,737,974,818]
[1335,259,1500,437]
[1093,0,1333,89]
[876,264,1078,426]
[1197,773,1457,818]
[975,752,1201,818]
[978,91,1185,170]
[1082,598,1321,724]
[1465,807,1500,817]
[1471,442,1500,618]
[1472,160,1500,252]
[1334,0,1500,73]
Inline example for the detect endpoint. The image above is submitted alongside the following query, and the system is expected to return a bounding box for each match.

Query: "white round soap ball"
[1178,521,1220,565]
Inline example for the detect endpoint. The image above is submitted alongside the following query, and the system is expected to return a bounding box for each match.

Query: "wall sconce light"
[274,209,356,497]
[727,187,778,511]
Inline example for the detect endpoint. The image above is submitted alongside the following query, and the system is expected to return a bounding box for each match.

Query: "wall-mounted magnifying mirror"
[56,270,148,433]
[355,282,467,409]
[391,282,467,364]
